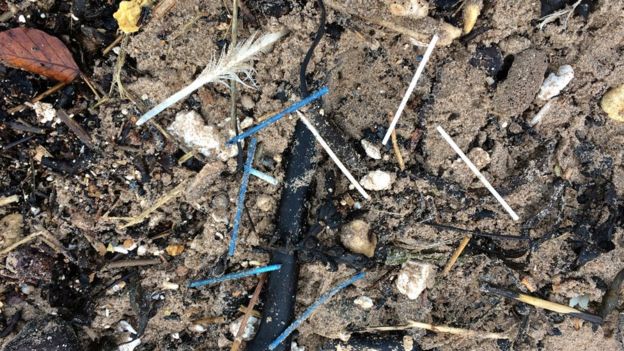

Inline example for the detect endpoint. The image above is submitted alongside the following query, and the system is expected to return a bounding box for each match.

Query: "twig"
[325,0,429,46]
[106,258,161,269]
[538,0,582,31]
[153,0,178,19]
[383,34,438,145]
[0,195,19,207]
[102,34,124,55]
[189,264,281,288]
[228,138,258,256]
[442,236,471,275]
[8,82,67,114]
[482,284,602,324]
[227,86,329,144]
[57,109,96,149]
[80,74,102,99]
[168,12,211,41]
[424,222,529,241]
[231,274,267,351]
[0,232,41,257]
[268,272,366,350]
[388,114,405,170]
[120,183,186,228]
[366,320,509,339]
[297,111,370,200]
[436,126,519,221]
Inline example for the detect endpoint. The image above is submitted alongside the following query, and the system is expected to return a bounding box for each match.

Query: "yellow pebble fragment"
[601,84,624,122]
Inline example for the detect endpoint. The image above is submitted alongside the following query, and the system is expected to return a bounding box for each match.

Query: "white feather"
[137,31,286,126]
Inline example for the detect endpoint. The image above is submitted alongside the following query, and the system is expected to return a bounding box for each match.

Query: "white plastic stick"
[382,34,439,145]
[436,126,519,221]
[297,111,371,200]
[529,99,555,127]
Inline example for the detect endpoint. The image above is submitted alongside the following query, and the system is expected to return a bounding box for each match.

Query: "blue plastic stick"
[188,264,282,288]
[268,272,366,350]
[226,86,329,145]
[228,138,258,256]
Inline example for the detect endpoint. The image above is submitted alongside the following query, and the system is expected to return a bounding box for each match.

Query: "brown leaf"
[0,27,80,83]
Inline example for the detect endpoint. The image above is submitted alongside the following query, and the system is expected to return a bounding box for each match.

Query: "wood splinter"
[482,284,603,324]
[366,320,509,340]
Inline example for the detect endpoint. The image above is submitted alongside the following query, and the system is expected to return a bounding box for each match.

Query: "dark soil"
[1,0,624,350]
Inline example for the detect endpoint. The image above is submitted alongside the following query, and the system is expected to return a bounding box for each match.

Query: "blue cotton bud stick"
[228,138,258,256]
[189,264,282,288]
[227,86,329,144]
[268,272,366,350]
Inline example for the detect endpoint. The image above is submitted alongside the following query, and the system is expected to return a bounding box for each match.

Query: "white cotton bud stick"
[437,126,519,221]
[137,31,286,126]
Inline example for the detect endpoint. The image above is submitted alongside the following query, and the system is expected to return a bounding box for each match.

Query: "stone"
[537,65,574,101]
[255,195,274,212]
[396,260,435,300]
[359,170,393,191]
[167,110,237,161]
[339,220,377,257]
[601,84,624,122]
[361,140,381,160]
[353,296,374,310]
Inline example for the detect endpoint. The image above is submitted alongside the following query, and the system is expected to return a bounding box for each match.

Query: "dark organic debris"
[1,316,82,351]
[598,267,624,320]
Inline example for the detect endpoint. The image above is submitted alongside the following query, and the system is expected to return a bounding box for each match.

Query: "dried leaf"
[0,28,80,83]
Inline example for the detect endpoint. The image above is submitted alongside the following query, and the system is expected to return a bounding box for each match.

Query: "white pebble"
[240,117,254,129]
[162,281,179,290]
[167,110,237,161]
[360,170,393,191]
[537,65,574,101]
[396,260,434,300]
[353,296,374,310]
[33,101,57,124]
[361,140,381,160]
[118,338,141,351]
[229,316,258,341]
[18,15,26,23]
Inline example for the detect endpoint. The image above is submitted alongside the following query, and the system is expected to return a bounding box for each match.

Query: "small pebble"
[396,260,435,300]
[229,316,259,341]
[165,244,185,256]
[255,194,274,212]
[537,65,574,101]
[467,147,490,170]
[353,296,374,310]
[241,95,255,110]
[359,170,393,191]
[601,84,624,122]
[240,117,254,129]
[339,219,377,258]
[167,110,237,160]
[162,281,179,290]
[361,139,381,160]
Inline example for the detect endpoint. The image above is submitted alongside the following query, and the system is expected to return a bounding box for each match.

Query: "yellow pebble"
[601,84,624,122]
[113,1,144,34]
[166,244,185,256]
